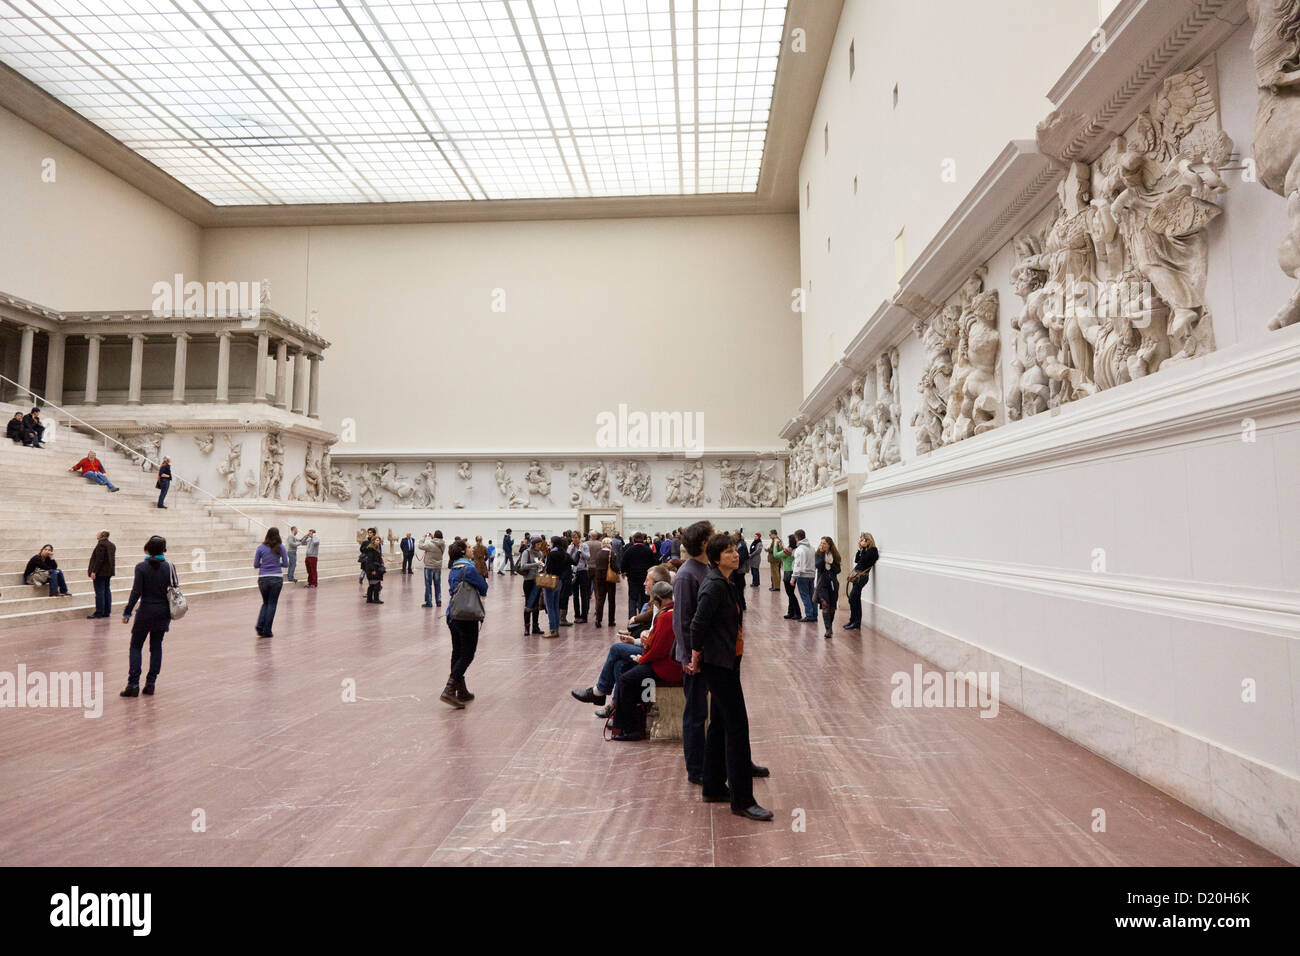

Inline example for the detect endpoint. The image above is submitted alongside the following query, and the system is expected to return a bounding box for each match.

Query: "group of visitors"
[7,408,45,447]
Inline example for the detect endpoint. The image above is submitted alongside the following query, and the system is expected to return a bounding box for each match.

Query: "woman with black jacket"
[541,535,572,637]
[360,540,385,604]
[844,532,879,630]
[688,533,772,823]
[120,535,175,697]
[815,536,842,639]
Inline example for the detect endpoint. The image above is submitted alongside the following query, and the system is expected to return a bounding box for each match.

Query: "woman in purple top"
[254,527,289,638]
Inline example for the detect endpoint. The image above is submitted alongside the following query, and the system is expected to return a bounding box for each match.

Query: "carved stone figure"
[495,460,530,509]
[846,376,867,427]
[580,461,610,505]
[260,432,284,499]
[524,460,551,499]
[719,458,740,508]
[911,309,955,455]
[457,461,472,482]
[614,460,652,503]
[327,461,353,503]
[193,433,215,455]
[666,461,709,507]
[1249,0,1300,329]
[356,465,382,510]
[865,349,902,468]
[412,461,437,508]
[1083,268,1168,389]
[118,431,164,471]
[217,437,242,498]
[378,462,415,502]
[948,287,1002,442]
[1006,235,1054,421]
[290,441,323,501]
[1095,69,1232,364]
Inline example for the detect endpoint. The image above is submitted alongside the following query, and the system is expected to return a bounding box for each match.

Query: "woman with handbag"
[843,532,879,631]
[814,536,842,639]
[360,538,385,605]
[254,527,289,636]
[540,535,571,638]
[24,545,70,596]
[156,457,172,509]
[441,540,489,709]
[519,537,544,635]
[120,535,175,697]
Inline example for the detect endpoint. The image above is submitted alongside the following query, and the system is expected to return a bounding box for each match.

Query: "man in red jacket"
[610,581,684,741]
[69,450,120,492]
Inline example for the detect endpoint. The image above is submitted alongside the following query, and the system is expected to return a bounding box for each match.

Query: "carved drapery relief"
[495,460,531,509]
[524,459,551,500]
[413,461,437,508]
[217,435,242,498]
[260,432,284,499]
[117,430,164,471]
[911,306,956,455]
[665,460,709,507]
[614,459,653,503]
[865,348,902,469]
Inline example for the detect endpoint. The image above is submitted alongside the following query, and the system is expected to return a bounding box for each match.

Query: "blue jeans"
[596,642,640,695]
[543,585,560,632]
[93,576,112,616]
[44,568,69,596]
[424,567,442,605]
[157,478,170,507]
[256,576,283,634]
[85,472,118,491]
[286,550,298,582]
[796,576,816,620]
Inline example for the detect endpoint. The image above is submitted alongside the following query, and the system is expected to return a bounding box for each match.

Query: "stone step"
[0,564,365,630]
[0,550,360,587]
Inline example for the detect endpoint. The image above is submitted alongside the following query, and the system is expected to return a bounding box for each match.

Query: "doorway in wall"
[578,506,623,537]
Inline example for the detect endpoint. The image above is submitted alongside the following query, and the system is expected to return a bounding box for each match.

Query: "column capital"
[84,333,104,343]
[215,329,233,339]
[128,331,147,342]
[172,331,191,342]
[21,324,38,335]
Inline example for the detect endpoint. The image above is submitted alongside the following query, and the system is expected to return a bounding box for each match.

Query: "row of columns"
[13,325,320,416]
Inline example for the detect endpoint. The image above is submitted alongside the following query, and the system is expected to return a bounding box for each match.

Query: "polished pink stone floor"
[0,572,1284,866]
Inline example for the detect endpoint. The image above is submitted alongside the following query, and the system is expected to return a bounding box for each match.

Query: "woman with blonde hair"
[844,532,879,631]
[814,536,842,639]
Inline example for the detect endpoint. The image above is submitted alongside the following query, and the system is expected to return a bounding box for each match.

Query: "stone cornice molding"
[1037,0,1249,164]
[330,448,789,463]
[0,290,330,353]
[62,403,339,444]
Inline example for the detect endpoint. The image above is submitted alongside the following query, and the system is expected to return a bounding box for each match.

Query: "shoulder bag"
[536,571,558,590]
[167,562,188,620]
[448,569,486,622]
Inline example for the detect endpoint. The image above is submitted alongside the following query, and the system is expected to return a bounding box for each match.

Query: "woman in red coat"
[609,581,684,741]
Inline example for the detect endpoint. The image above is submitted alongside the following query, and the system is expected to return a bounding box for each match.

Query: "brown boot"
[455,678,475,702]
[439,679,466,709]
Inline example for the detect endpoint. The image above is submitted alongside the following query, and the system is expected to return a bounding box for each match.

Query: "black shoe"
[440,688,466,709]
[573,617,587,624]
[594,621,601,628]
[142,684,155,696]
[750,764,770,778]
[256,627,265,635]
[571,687,606,705]
[687,775,703,786]
[422,603,433,608]
[610,730,642,741]
[86,614,101,619]
[843,622,860,630]
[702,788,731,804]
[825,631,833,639]
[120,685,139,697]
[559,620,573,627]
[454,679,475,702]
[435,601,442,607]
[593,705,613,719]
[732,804,774,821]
[260,632,273,638]
[374,599,384,604]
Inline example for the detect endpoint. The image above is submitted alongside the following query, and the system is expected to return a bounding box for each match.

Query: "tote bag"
[448,571,485,622]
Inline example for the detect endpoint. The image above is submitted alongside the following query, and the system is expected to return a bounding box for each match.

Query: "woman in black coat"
[688,533,772,823]
[360,543,385,604]
[120,535,174,697]
[844,532,879,630]
[814,536,842,639]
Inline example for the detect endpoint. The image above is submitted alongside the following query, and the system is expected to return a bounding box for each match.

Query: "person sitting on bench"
[609,581,683,741]
[69,450,119,492]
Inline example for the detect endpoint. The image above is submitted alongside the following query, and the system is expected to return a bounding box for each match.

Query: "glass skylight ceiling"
[0,0,788,205]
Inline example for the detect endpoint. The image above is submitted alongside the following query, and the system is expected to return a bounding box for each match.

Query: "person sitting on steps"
[69,450,119,492]
[24,544,70,596]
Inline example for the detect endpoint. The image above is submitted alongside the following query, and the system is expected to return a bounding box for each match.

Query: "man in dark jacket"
[7,412,31,445]
[501,529,514,575]
[620,532,659,617]
[21,408,44,448]
[87,530,116,618]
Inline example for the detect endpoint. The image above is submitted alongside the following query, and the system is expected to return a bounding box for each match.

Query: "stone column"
[215,331,232,404]
[17,325,35,396]
[291,348,308,415]
[274,340,289,409]
[83,334,103,406]
[171,332,190,404]
[44,330,66,405]
[308,354,321,418]
[256,331,271,402]
[127,333,146,405]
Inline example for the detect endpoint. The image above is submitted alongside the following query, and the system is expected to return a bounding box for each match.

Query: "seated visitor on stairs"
[20,408,45,448]
[7,411,38,446]
[68,450,119,492]
[24,544,70,596]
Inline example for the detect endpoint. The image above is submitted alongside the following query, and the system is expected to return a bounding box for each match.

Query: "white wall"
[201,214,802,452]
[0,105,201,311]
[796,0,1100,396]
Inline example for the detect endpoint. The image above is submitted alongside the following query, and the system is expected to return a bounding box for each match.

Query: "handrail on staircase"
[0,373,268,536]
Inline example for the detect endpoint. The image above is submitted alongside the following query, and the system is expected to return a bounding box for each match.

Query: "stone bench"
[647,682,685,741]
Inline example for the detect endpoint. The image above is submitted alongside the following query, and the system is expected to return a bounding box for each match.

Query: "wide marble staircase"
[0,402,361,630]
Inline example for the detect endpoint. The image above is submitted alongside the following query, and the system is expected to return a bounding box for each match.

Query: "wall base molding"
[862,600,1300,864]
